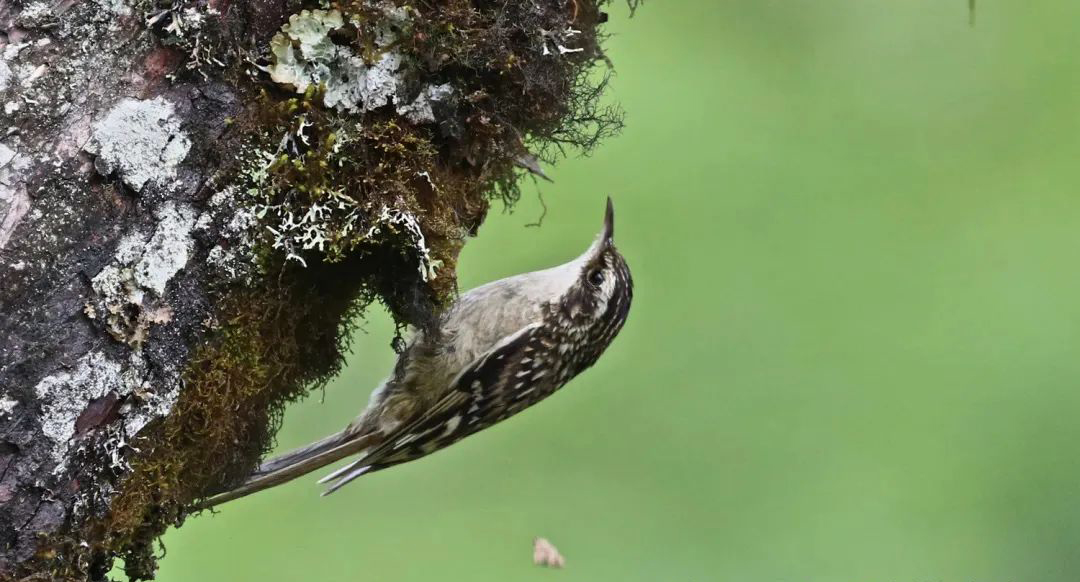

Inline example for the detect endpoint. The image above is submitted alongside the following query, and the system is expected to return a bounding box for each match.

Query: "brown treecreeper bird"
[200,197,633,507]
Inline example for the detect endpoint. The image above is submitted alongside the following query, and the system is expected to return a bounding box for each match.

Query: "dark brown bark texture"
[0,1,281,577]
[0,0,621,580]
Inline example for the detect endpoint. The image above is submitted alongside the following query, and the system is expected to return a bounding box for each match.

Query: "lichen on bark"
[0,0,629,579]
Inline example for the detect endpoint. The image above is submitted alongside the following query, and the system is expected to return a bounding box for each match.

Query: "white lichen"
[103,0,132,17]
[92,234,151,310]
[197,187,260,282]
[166,7,212,36]
[541,27,586,57]
[147,6,225,80]
[89,203,196,346]
[83,96,192,192]
[33,351,178,472]
[35,352,122,466]
[16,1,56,28]
[121,372,180,437]
[19,63,48,87]
[0,396,16,416]
[323,51,403,112]
[238,116,440,277]
[135,204,197,295]
[397,83,455,124]
[0,142,31,251]
[262,201,439,279]
[256,169,440,276]
[0,143,15,169]
[367,206,441,281]
[2,43,27,62]
[0,60,11,92]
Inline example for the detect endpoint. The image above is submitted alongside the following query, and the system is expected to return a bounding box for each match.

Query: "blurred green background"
[158,2,1080,580]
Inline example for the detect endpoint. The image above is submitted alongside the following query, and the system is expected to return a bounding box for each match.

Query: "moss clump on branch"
[390,0,624,160]
[219,0,624,296]
[232,84,480,305]
[32,0,629,579]
[84,255,381,580]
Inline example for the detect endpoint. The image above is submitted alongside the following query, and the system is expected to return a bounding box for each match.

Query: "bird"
[197,197,633,508]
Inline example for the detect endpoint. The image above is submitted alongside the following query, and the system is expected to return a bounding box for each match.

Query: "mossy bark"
[0,1,623,580]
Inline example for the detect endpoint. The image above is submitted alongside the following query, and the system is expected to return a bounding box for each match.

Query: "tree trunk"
[0,0,623,579]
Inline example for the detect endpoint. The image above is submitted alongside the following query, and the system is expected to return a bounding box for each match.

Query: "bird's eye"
[587,268,605,287]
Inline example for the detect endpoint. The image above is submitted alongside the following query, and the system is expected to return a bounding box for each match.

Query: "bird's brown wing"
[318,321,555,493]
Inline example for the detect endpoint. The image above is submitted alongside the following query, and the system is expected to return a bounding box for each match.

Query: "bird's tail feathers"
[317,460,376,495]
[194,429,379,510]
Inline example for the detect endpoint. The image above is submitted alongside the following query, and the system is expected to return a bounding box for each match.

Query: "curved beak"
[602,196,615,244]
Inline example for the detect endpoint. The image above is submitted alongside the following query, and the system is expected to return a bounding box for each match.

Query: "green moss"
[234,85,485,306]
[85,256,378,580]
[221,0,625,305]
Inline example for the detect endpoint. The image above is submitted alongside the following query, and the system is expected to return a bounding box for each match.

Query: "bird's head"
[553,197,634,354]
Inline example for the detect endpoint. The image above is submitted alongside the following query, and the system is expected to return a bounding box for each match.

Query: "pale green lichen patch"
[279,8,343,60]
[263,6,448,117]
[266,8,407,114]
[267,10,350,92]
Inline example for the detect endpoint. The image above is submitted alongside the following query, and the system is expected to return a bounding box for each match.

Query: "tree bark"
[0,0,621,579]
